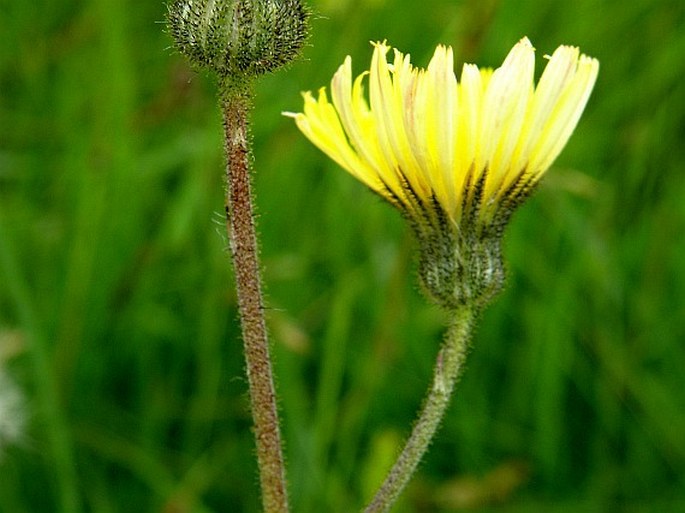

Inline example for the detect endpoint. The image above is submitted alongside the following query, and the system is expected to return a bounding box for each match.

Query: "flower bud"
[168,0,309,80]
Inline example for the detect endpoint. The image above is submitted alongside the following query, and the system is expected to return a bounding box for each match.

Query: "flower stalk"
[222,87,289,513]
[167,1,309,512]
[364,305,475,513]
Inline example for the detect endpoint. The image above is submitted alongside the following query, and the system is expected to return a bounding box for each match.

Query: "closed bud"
[168,0,309,81]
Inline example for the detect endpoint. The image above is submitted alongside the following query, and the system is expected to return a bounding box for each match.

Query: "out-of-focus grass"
[1,0,684,512]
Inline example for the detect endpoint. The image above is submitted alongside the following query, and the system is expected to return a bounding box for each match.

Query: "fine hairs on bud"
[168,0,309,80]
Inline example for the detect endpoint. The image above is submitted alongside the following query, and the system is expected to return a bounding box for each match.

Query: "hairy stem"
[221,87,289,513]
[363,305,475,513]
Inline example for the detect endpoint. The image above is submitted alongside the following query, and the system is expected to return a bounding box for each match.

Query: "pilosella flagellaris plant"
[286,37,598,512]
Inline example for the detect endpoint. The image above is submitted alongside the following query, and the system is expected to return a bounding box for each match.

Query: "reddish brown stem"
[222,88,289,513]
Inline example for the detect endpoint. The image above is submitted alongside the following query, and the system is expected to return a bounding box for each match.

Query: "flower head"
[285,38,598,308]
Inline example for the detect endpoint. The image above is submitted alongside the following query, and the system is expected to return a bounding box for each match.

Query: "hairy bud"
[168,0,309,81]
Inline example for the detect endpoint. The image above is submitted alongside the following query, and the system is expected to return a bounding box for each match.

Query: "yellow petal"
[368,43,428,205]
[479,37,535,199]
[424,45,458,215]
[528,51,599,176]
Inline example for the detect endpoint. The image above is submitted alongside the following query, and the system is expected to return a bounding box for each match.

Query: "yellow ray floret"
[285,37,599,225]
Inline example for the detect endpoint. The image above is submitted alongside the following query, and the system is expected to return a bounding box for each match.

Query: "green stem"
[220,86,289,513]
[363,305,475,513]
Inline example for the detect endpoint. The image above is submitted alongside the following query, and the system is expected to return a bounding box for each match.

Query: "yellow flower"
[285,38,599,308]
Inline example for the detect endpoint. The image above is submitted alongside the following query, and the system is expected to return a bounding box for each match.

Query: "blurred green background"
[1,0,685,512]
